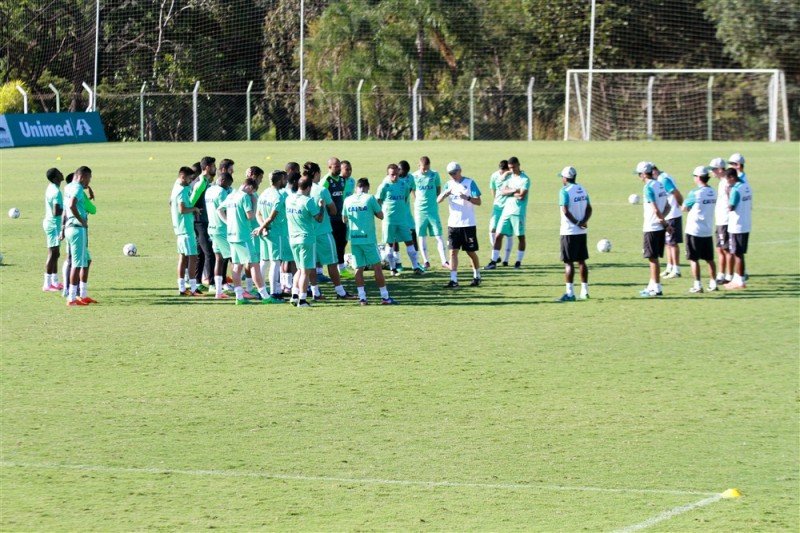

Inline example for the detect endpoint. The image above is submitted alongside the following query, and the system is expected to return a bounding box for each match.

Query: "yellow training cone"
[722,488,741,498]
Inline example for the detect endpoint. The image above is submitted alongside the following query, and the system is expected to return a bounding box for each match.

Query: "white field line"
[0,460,716,497]
[611,493,725,533]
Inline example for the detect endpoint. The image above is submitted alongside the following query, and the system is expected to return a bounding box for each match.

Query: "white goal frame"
[564,68,790,142]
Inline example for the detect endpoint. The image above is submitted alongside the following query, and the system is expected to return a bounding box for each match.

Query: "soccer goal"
[564,69,790,142]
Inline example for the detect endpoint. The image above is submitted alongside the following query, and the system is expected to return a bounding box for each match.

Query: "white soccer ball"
[596,239,612,253]
[8,207,20,219]
[628,194,641,205]
[123,243,138,256]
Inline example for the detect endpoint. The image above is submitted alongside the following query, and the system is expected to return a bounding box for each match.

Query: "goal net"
[564,69,789,142]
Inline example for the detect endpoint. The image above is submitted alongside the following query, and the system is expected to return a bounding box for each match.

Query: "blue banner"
[0,112,107,148]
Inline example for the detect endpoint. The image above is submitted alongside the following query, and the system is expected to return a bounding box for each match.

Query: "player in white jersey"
[437,162,482,288]
[653,165,684,279]
[728,153,748,184]
[682,166,718,293]
[724,168,753,290]
[556,166,592,302]
[635,161,670,297]
[43,168,64,292]
[708,157,733,283]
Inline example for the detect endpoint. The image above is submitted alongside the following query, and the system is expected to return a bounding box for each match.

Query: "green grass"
[1,141,798,531]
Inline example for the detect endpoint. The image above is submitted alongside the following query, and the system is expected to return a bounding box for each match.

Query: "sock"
[732,273,744,285]
[407,245,419,269]
[725,274,732,282]
[246,277,253,293]
[178,278,186,292]
[79,281,87,298]
[386,245,396,269]
[450,271,458,282]
[62,259,70,286]
[190,278,197,293]
[379,286,389,299]
[214,276,223,296]
[489,231,496,247]
[270,262,281,295]
[665,263,673,273]
[334,285,346,297]
[581,282,589,295]
[655,282,663,293]
[491,249,500,262]
[50,273,58,286]
[504,239,513,262]
[566,283,574,297]
[436,236,448,264]
[68,285,77,302]
[673,265,681,274]
[517,250,525,262]
[420,237,429,263]
[357,286,366,300]
[286,272,294,291]
[234,286,244,300]
[43,273,50,288]
[709,278,718,289]
[393,249,401,266]
[693,279,702,289]
[473,268,480,279]
[260,260,268,281]
[312,284,321,297]
[258,286,269,299]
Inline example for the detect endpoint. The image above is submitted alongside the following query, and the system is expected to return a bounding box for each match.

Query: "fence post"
[469,78,477,141]
[573,72,586,141]
[412,78,420,141]
[646,76,654,141]
[15,85,28,114]
[192,81,200,142]
[139,82,146,142]
[356,79,364,141]
[246,80,253,141]
[81,82,93,113]
[527,77,535,141]
[300,79,308,141]
[564,71,571,141]
[48,84,60,113]
[706,76,714,141]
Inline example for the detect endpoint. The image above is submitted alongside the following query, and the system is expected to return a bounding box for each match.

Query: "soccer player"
[64,166,98,306]
[724,167,753,290]
[437,162,482,288]
[682,166,718,293]
[728,153,748,183]
[189,156,216,290]
[709,157,733,283]
[204,171,234,298]
[286,175,325,307]
[322,157,355,271]
[635,161,670,297]
[256,169,291,303]
[309,162,358,300]
[171,166,203,297]
[342,178,397,305]
[487,159,512,266]
[412,156,448,269]
[43,168,64,292]
[556,166,592,302]
[653,164,684,279]
[392,160,418,271]
[376,163,423,276]
[217,176,269,304]
[486,156,529,270]
[242,166,265,298]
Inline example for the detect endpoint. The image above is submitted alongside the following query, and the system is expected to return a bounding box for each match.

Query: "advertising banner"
[0,112,107,148]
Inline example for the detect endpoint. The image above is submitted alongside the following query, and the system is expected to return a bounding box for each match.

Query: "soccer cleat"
[723,281,746,290]
[313,294,326,301]
[423,261,431,269]
[445,280,459,288]
[469,277,481,287]
[359,299,368,306]
[261,296,284,304]
[639,289,663,297]
[243,291,258,300]
[80,296,98,304]
[688,286,704,294]
[188,290,204,297]
[235,298,251,305]
[336,293,358,300]
[390,269,400,277]
[396,264,404,272]
[215,293,231,299]
[502,261,509,267]
[66,299,89,307]
[195,284,208,292]
[54,283,65,290]
[557,293,576,302]
[660,270,671,278]
[43,285,60,292]
[441,262,451,269]
[289,295,299,306]
[483,261,497,270]
[579,293,590,300]
[413,267,424,276]
[514,261,522,269]
[707,284,719,292]
[663,271,681,279]
[381,297,398,305]
[297,300,312,307]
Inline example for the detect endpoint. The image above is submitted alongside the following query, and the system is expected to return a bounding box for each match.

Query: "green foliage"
[0,80,27,113]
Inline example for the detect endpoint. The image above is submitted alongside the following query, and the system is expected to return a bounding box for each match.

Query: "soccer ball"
[8,207,20,219]
[628,194,640,205]
[123,243,138,256]
[596,239,612,253]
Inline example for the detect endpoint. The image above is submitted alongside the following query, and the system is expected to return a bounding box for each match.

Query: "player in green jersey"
[286,175,325,307]
[376,163,423,276]
[171,166,202,297]
[204,171,234,298]
[43,168,64,292]
[412,156,448,269]
[256,170,291,303]
[486,156,530,270]
[342,178,397,305]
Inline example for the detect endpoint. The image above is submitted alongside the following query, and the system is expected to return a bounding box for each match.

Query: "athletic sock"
[566,283,574,297]
[472,268,480,279]
[435,236,447,264]
[693,279,702,289]
[655,282,663,293]
[260,260,268,281]
[178,278,186,292]
[517,250,525,262]
[190,279,197,293]
[504,239,513,262]
[312,284,321,297]
[420,237,429,263]
[246,277,253,293]
[491,249,500,262]
[234,286,244,300]
[258,286,269,299]
[334,285,346,297]
[673,265,681,274]
[68,285,77,302]
[357,286,367,300]
[79,281,88,298]
[407,245,419,269]
[489,231,496,248]
[450,271,458,282]
[386,245,396,269]
[43,273,50,288]
[581,282,589,295]
[215,276,223,296]
[270,262,281,295]
[379,286,389,299]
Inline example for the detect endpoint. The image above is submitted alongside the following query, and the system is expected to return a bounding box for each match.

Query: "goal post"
[564,69,789,142]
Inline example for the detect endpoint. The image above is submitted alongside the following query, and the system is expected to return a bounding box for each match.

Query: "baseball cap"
[446,161,461,174]
[708,157,726,169]
[635,161,653,174]
[692,165,709,177]
[558,166,577,179]
[729,153,745,165]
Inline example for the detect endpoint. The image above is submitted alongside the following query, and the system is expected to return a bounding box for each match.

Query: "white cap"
[693,165,709,177]
[635,161,653,174]
[446,161,461,174]
[708,157,726,169]
[729,153,745,165]
[558,166,577,179]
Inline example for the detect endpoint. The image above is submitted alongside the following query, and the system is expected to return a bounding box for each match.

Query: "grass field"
[1,141,798,531]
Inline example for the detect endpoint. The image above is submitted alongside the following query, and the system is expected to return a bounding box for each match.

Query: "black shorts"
[729,233,749,256]
[448,226,479,252]
[715,225,729,249]
[643,230,666,259]
[685,234,714,262]
[665,217,683,244]
[560,234,588,263]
